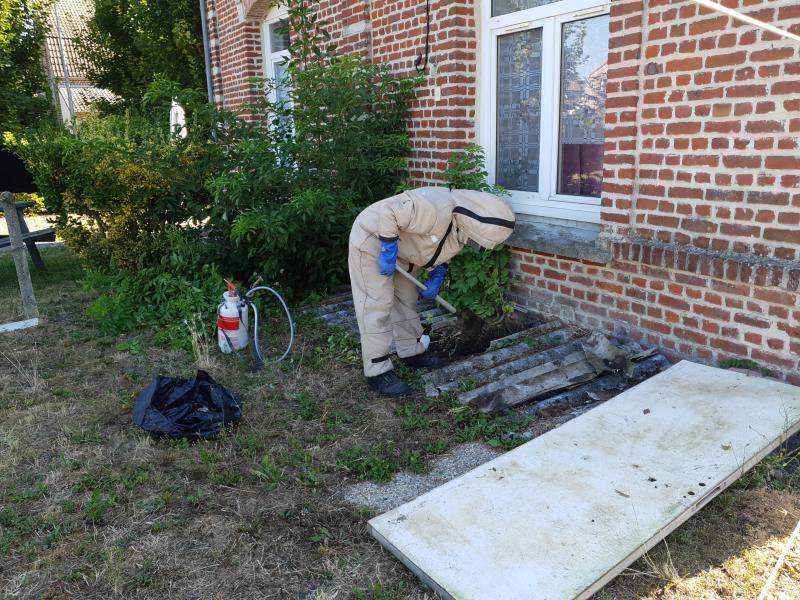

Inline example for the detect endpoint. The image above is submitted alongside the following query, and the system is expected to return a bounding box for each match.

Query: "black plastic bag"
[133,371,242,439]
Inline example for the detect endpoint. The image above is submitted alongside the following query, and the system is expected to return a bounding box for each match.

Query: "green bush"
[439,144,514,318]
[9,0,420,346]
[445,245,512,319]
[230,189,359,292]
[208,0,420,288]
[85,259,224,351]
[6,106,220,271]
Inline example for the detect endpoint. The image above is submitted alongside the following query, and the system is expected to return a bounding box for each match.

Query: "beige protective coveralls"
[348,186,516,377]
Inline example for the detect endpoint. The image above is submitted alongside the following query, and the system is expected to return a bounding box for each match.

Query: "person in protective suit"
[348,186,516,396]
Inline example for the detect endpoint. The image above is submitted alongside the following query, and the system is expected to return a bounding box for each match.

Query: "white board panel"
[369,361,800,600]
[0,318,39,333]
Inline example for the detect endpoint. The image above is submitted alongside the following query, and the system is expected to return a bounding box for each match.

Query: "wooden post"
[1,191,39,324]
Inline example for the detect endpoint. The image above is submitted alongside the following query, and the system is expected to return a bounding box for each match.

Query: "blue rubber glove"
[378,239,398,276]
[420,265,447,300]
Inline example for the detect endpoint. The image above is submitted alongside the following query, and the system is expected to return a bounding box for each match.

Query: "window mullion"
[539,17,558,200]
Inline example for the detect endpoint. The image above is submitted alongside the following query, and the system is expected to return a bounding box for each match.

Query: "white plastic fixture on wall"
[690,0,800,43]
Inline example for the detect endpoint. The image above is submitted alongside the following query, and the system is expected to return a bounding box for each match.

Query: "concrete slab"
[369,361,800,600]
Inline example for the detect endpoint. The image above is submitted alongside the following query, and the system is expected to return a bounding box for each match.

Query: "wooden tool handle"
[395,267,458,314]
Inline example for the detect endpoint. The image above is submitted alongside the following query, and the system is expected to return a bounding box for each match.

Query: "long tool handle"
[395,267,458,314]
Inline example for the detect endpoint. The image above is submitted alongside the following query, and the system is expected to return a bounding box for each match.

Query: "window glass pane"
[497,28,543,193]
[273,61,291,104]
[269,19,289,53]
[492,0,559,17]
[557,15,609,198]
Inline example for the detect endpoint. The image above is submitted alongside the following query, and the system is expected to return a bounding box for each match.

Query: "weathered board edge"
[575,414,800,599]
[0,317,39,333]
[369,525,456,600]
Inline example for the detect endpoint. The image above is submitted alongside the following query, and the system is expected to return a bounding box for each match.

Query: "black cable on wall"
[415,0,431,73]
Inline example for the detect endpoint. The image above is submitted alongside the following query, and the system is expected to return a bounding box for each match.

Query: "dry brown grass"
[595,488,800,599]
[1,247,799,599]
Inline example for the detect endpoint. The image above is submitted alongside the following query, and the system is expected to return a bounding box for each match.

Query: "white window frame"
[261,5,290,104]
[479,0,611,224]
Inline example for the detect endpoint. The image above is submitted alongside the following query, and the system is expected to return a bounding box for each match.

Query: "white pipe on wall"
[690,0,800,43]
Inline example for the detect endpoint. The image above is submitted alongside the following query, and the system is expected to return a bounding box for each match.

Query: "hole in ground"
[426,310,546,359]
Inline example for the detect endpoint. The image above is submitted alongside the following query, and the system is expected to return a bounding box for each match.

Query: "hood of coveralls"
[451,189,516,250]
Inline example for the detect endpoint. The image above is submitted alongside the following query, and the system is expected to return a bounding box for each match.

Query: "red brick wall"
[368,0,479,182]
[207,0,479,180]
[206,0,263,113]
[207,0,800,381]
[510,0,800,382]
[601,0,800,261]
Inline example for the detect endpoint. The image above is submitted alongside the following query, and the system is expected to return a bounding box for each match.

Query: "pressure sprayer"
[217,279,295,368]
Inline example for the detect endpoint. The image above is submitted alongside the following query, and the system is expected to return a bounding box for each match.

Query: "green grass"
[116,336,145,354]
[337,443,400,484]
[351,583,387,599]
[0,245,83,295]
[734,448,799,491]
[719,358,772,377]
[396,404,434,431]
[250,454,285,486]
[0,506,65,559]
[297,392,322,420]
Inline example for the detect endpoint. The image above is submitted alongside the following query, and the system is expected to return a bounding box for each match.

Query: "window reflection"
[557,15,609,198]
[269,19,289,53]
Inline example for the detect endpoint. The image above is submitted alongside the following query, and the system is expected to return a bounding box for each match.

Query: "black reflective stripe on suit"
[452,206,515,229]
[422,221,454,269]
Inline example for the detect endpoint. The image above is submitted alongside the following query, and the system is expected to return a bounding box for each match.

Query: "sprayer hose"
[245,286,295,365]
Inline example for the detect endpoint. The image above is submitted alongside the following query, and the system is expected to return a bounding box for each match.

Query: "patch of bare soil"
[427,309,542,359]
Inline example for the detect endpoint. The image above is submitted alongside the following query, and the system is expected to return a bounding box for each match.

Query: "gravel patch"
[343,442,503,513]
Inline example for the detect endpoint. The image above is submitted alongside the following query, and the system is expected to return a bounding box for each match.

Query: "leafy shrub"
[440,143,507,197]
[230,189,359,292]
[210,0,420,287]
[10,0,420,346]
[7,106,220,270]
[445,245,512,319]
[84,230,224,349]
[439,144,514,318]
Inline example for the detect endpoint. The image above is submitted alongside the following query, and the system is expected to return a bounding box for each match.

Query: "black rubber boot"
[366,370,412,397]
[399,351,447,370]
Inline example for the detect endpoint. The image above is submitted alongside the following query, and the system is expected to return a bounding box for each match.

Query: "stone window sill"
[506,221,611,264]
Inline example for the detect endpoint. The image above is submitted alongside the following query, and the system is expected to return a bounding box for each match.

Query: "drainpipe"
[200,0,214,103]
[41,37,62,123]
[53,9,76,127]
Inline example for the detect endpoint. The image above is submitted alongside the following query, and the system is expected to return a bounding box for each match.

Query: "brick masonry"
[207,0,478,173]
[508,0,800,383]
[207,0,800,382]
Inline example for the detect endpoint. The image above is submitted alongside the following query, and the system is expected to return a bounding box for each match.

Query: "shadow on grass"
[0,245,83,295]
